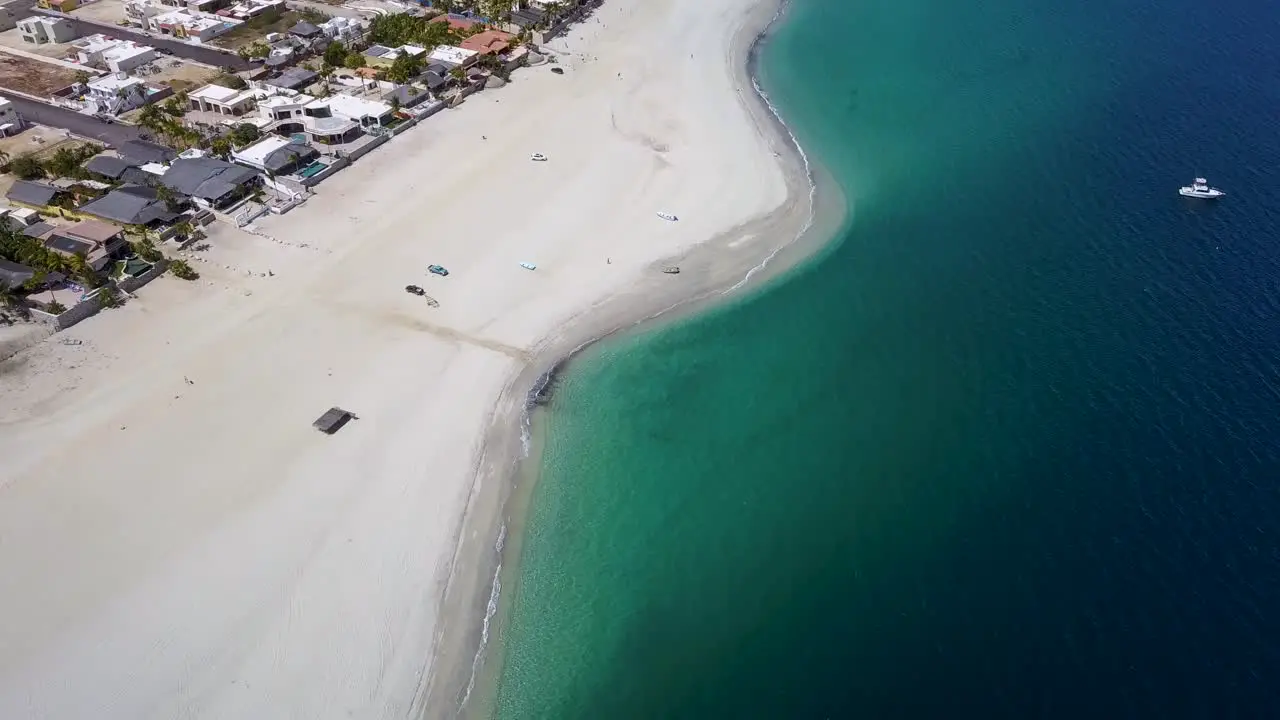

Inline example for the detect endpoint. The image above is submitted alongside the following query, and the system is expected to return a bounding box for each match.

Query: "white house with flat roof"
[17,16,75,45]
[308,93,394,129]
[428,45,478,68]
[146,9,240,42]
[73,34,157,73]
[188,83,256,116]
[84,74,149,115]
[0,97,23,136]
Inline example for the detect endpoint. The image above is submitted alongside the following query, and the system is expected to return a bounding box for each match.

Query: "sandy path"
[0,0,803,717]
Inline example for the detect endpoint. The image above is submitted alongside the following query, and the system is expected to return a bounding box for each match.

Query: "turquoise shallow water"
[490,0,1280,716]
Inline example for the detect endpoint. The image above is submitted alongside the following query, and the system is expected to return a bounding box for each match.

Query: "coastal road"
[26,7,251,70]
[5,96,142,146]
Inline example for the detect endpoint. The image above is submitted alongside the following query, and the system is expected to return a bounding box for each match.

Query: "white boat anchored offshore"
[1179,177,1225,199]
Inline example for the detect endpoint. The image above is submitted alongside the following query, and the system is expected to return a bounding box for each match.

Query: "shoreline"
[0,0,846,717]
[425,0,851,716]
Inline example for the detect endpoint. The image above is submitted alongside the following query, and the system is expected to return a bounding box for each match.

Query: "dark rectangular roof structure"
[261,142,318,174]
[289,20,321,37]
[84,154,139,180]
[0,258,35,288]
[511,8,545,27]
[6,180,59,207]
[265,67,319,90]
[76,184,181,226]
[313,407,355,434]
[421,71,446,90]
[384,83,433,106]
[21,221,55,239]
[118,140,178,165]
[44,234,93,257]
[364,44,392,57]
[160,157,259,203]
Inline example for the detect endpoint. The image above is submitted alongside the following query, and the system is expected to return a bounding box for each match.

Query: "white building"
[84,74,150,115]
[188,83,256,116]
[309,93,394,130]
[17,16,76,45]
[319,16,366,43]
[0,97,23,137]
[146,9,240,42]
[427,45,478,68]
[223,0,285,20]
[73,34,158,73]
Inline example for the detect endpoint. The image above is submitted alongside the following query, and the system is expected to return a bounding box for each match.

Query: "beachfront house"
[158,154,259,210]
[427,46,478,69]
[76,184,185,229]
[42,220,129,272]
[231,135,318,175]
[459,30,515,57]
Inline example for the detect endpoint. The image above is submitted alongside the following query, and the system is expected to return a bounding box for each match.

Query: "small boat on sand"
[656,211,678,221]
[662,266,680,274]
[519,261,537,270]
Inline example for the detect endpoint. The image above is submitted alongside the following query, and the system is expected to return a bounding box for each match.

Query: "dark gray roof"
[118,140,178,165]
[262,142,318,173]
[264,54,291,68]
[421,71,446,90]
[77,184,180,225]
[0,258,35,288]
[384,83,432,105]
[265,67,318,90]
[426,62,450,75]
[160,157,259,202]
[365,44,392,57]
[511,8,545,27]
[6,180,59,207]
[84,154,139,180]
[289,20,321,37]
[44,233,92,256]
[21,221,55,239]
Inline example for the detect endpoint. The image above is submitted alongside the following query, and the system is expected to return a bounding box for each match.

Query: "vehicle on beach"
[662,266,680,274]
[1179,177,1225,199]
[428,265,449,277]
[551,67,564,75]
[530,153,548,162]
[656,211,678,221]
[519,261,537,270]
[405,284,425,295]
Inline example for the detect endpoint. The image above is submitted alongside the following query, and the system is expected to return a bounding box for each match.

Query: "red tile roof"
[459,30,514,56]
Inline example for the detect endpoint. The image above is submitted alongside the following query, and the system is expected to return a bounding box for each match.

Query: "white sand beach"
[0,0,810,717]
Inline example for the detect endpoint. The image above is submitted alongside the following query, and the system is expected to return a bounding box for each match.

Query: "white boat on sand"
[656,211,678,221]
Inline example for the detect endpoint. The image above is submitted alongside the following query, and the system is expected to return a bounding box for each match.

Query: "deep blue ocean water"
[488,0,1280,716]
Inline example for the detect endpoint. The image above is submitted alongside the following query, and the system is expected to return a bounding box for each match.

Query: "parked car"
[405,284,425,296]
[428,265,449,277]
